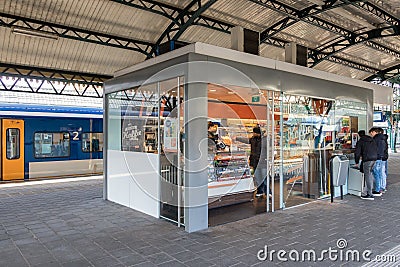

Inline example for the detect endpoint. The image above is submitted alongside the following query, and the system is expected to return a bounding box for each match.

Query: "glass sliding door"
[279,94,335,208]
[159,77,185,225]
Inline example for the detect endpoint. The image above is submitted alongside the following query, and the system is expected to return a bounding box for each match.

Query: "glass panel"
[82,133,103,152]
[207,84,276,225]
[334,100,367,151]
[159,77,184,224]
[107,84,159,153]
[6,128,20,160]
[280,95,335,208]
[34,133,70,158]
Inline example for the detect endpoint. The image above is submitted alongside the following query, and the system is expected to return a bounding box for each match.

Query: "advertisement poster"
[164,118,178,152]
[351,132,359,149]
[121,118,145,152]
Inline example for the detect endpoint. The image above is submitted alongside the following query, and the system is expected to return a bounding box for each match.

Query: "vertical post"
[330,159,334,203]
[157,82,161,217]
[266,90,270,212]
[271,91,275,212]
[279,91,284,209]
[177,77,181,227]
[340,185,343,200]
[103,92,108,200]
[184,73,208,232]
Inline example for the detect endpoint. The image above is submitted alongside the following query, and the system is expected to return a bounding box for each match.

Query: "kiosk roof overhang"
[106,42,391,106]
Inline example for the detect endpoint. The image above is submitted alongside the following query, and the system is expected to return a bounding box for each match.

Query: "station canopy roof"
[0,0,399,84]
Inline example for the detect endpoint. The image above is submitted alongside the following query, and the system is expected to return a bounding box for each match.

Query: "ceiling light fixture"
[12,27,59,40]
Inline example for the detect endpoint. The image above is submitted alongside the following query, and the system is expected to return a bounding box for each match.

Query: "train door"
[1,119,24,180]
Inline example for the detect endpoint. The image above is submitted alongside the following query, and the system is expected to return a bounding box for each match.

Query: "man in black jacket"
[382,133,389,191]
[355,130,378,200]
[370,127,386,195]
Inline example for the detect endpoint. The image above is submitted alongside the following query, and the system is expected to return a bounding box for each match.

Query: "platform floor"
[1,156,400,267]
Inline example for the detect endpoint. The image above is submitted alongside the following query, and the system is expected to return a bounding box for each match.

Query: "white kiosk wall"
[106,87,160,218]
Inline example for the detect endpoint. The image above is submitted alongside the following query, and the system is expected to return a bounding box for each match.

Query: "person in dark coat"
[354,130,378,200]
[381,132,389,191]
[237,126,270,197]
[370,127,385,196]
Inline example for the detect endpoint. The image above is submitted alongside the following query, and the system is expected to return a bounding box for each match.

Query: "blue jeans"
[254,167,268,194]
[372,160,383,192]
[381,160,388,190]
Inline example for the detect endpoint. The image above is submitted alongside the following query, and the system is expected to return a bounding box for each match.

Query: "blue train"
[0,103,103,181]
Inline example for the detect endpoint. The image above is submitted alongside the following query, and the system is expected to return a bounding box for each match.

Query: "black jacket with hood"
[373,133,386,160]
[383,134,389,161]
[355,135,378,164]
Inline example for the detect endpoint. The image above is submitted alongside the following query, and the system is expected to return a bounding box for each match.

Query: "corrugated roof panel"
[278,21,342,48]
[259,44,285,61]
[204,0,284,32]
[316,9,368,32]
[157,0,193,9]
[314,60,371,80]
[0,0,167,42]
[337,44,399,70]
[279,0,315,10]
[0,0,399,85]
[369,0,400,21]
[0,27,144,75]
[180,25,230,48]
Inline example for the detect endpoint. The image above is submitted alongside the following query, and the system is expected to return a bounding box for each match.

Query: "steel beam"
[365,63,400,82]
[149,0,217,58]
[110,0,232,33]
[264,37,378,73]
[252,0,400,68]
[350,1,399,26]
[0,63,111,98]
[254,0,359,42]
[0,12,153,56]
[309,25,400,67]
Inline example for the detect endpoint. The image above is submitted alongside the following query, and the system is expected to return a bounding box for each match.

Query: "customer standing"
[369,127,385,196]
[236,126,269,197]
[354,130,378,200]
[381,132,389,192]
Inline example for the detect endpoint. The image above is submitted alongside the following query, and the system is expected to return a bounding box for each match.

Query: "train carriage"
[0,103,103,181]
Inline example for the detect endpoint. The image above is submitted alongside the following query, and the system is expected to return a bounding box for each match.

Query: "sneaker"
[360,194,374,200]
[372,191,382,196]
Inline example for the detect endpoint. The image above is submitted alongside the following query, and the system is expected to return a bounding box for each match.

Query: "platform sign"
[373,111,383,122]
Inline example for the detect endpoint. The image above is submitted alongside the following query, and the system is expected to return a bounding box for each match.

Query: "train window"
[82,133,103,152]
[6,128,20,160]
[34,132,70,158]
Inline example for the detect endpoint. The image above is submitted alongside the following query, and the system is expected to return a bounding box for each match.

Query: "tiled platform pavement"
[1,155,400,267]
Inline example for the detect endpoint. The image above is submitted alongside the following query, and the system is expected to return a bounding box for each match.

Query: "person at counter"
[236,126,270,198]
[208,121,218,153]
[354,130,377,200]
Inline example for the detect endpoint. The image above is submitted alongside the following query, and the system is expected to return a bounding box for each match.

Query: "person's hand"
[354,163,358,168]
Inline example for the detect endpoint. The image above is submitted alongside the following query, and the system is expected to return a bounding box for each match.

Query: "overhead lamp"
[12,27,59,40]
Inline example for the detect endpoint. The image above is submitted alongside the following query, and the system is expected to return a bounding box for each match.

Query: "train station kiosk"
[104,42,391,232]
